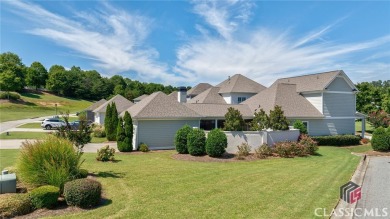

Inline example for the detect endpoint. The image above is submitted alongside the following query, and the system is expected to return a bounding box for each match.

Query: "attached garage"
[137,120,199,149]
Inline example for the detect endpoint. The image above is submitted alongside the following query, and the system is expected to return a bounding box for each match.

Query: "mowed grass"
[0,147,359,218]
[355,120,374,134]
[0,149,19,170]
[344,144,373,153]
[0,132,50,139]
[17,123,42,129]
[0,92,92,122]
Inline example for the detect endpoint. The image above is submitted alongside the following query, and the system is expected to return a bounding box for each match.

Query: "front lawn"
[17,123,43,129]
[0,132,50,139]
[0,147,360,218]
[355,120,374,134]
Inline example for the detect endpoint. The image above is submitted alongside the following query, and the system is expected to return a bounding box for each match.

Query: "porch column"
[361,118,365,139]
[215,119,218,129]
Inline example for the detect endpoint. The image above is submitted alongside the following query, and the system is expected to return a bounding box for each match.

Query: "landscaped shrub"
[293,120,307,134]
[96,145,115,161]
[123,111,133,152]
[255,144,273,159]
[139,143,150,152]
[206,129,227,157]
[187,128,206,156]
[237,142,251,158]
[290,142,306,157]
[175,125,192,154]
[0,91,21,100]
[63,178,102,208]
[368,110,390,128]
[251,108,269,130]
[311,135,361,146]
[269,105,289,130]
[0,193,32,218]
[274,141,294,158]
[77,169,89,179]
[116,117,128,152]
[299,134,318,155]
[17,136,82,189]
[93,125,106,138]
[224,107,246,131]
[371,127,390,151]
[29,185,59,209]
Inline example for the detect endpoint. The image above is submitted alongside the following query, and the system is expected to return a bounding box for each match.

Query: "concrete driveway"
[0,116,50,134]
[354,156,390,218]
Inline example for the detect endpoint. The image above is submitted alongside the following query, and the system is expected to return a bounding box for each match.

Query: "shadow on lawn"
[94,171,125,178]
[21,92,42,99]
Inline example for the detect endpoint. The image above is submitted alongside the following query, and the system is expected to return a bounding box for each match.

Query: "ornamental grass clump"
[17,135,82,189]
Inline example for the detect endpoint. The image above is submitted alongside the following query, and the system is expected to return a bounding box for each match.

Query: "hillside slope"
[0,91,92,122]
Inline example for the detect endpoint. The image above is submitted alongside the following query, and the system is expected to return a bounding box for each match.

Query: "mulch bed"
[172,153,274,162]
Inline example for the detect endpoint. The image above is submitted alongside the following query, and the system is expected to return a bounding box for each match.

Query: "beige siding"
[137,120,199,149]
[302,93,322,113]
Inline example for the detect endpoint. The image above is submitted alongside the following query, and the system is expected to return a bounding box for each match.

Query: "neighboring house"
[187,83,213,99]
[84,99,107,121]
[93,94,134,124]
[118,70,358,150]
[133,94,149,103]
[243,70,358,136]
[216,74,266,104]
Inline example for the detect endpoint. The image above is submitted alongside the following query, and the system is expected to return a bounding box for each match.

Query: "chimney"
[178,86,187,103]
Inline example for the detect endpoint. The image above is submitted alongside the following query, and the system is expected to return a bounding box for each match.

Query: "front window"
[200,120,215,130]
[237,97,246,103]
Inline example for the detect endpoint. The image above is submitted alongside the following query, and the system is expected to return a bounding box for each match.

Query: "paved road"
[0,139,117,153]
[0,116,50,134]
[354,156,390,218]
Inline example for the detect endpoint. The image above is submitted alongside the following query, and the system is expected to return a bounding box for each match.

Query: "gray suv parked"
[41,118,66,130]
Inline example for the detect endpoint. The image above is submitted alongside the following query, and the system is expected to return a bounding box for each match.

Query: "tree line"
[356,80,390,114]
[0,52,179,101]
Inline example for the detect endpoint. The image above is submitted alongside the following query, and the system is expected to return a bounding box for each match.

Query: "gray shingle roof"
[184,103,253,118]
[242,83,323,118]
[86,99,107,111]
[274,70,343,92]
[187,83,213,96]
[122,92,201,119]
[93,94,134,113]
[217,74,266,94]
[187,87,226,104]
[133,94,149,102]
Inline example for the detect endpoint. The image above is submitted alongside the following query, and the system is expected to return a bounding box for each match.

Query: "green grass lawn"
[0,92,92,122]
[355,120,374,134]
[344,144,373,153]
[0,149,19,170]
[91,136,107,143]
[17,123,42,129]
[0,147,360,218]
[0,132,49,139]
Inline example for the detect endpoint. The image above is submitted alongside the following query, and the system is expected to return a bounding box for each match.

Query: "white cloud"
[4,0,186,83]
[176,1,390,86]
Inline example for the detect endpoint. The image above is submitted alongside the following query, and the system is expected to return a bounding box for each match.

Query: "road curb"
[330,154,370,219]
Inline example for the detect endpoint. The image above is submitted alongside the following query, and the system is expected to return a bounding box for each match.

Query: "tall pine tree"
[104,103,112,140]
[123,111,133,151]
[111,102,119,141]
[116,117,127,151]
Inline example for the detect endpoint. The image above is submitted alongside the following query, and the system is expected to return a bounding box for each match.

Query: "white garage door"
[138,120,199,149]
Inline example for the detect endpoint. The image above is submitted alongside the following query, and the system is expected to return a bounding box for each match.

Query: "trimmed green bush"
[139,143,150,152]
[255,144,273,159]
[187,128,206,156]
[77,169,89,179]
[311,135,361,146]
[206,129,227,157]
[0,193,32,218]
[29,185,59,209]
[96,145,115,162]
[274,142,294,158]
[64,178,102,208]
[371,127,390,151]
[293,120,307,134]
[175,125,192,154]
[299,134,318,155]
[17,135,82,189]
[123,111,133,152]
[0,91,21,100]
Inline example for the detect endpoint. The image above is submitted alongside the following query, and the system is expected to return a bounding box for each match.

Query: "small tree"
[175,125,192,154]
[187,128,206,156]
[223,107,246,131]
[104,103,112,140]
[206,129,227,157]
[269,105,289,130]
[368,110,390,128]
[116,117,127,152]
[123,111,133,152]
[109,102,119,141]
[56,111,92,154]
[293,120,307,134]
[371,127,390,151]
[251,108,269,130]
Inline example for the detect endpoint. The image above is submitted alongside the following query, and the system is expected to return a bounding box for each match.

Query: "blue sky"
[1,0,389,86]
